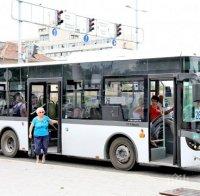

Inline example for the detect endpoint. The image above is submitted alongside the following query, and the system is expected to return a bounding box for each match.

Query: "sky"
[1,0,200,55]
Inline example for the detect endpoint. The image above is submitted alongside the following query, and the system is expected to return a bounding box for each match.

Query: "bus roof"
[0,49,199,68]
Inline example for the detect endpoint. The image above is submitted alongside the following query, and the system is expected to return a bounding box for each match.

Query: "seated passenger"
[12,93,27,117]
[72,107,82,118]
[132,97,144,120]
[62,102,73,118]
[90,107,101,119]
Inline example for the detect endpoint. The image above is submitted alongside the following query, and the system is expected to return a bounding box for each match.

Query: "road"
[0,153,200,196]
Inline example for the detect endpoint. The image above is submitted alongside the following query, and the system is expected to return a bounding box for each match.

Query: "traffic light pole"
[135,0,138,50]
[126,1,147,50]
[18,0,22,63]
[12,0,60,63]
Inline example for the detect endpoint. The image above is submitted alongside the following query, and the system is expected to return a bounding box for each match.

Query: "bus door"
[27,78,62,154]
[149,75,177,166]
[179,78,200,168]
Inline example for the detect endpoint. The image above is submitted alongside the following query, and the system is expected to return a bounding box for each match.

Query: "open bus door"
[27,78,62,155]
[148,74,177,166]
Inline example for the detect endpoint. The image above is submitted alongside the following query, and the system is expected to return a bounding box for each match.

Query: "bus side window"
[104,78,147,121]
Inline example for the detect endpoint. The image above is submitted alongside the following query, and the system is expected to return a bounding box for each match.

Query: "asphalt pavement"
[0,154,200,196]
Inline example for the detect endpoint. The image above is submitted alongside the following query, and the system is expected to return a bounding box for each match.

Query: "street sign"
[12,0,57,27]
[75,16,88,33]
[52,28,57,36]
[83,34,89,43]
[64,13,76,32]
[112,38,117,46]
[97,21,116,38]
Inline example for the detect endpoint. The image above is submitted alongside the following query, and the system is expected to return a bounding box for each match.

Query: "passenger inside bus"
[132,96,144,120]
[150,95,162,122]
[72,107,83,118]
[150,95,173,122]
[31,94,39,111]
[90,106,101,120]
[150,95,174,147]
[12,93,27,117]
[0,93,6,115]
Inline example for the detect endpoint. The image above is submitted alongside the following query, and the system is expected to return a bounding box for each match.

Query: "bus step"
[151,146,166,160]
[151,139,164,142]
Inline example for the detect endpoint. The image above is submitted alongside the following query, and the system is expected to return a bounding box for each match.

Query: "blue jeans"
[34,135,49,155]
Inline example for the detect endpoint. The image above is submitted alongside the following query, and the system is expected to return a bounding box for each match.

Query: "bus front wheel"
[1,130,19,157]
[109,137,136,171]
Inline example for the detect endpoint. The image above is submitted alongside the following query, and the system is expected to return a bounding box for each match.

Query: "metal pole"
[135,0,138,50]
[18,0,22,63]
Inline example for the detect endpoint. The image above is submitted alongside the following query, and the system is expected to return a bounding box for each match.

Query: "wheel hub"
[6,137,15,152]
[116,145,130,163]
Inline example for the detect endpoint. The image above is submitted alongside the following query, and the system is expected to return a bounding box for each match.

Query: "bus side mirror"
[193,83,200,102]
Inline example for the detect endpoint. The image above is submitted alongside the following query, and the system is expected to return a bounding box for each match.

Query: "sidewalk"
[0,157,200,196]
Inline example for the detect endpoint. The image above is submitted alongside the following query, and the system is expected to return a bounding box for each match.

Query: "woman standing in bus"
[29,107,58,163]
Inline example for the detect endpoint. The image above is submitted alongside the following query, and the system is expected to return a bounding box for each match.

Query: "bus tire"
[109,137,136,171]
[1,130,19,157]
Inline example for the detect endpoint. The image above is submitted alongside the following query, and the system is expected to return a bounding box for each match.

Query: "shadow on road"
[135,164,200,179]
[1,151,200,180]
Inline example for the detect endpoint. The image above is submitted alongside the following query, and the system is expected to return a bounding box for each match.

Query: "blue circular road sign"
[83,34,89,43]
[52,28,58,36]
[112,38,117,46]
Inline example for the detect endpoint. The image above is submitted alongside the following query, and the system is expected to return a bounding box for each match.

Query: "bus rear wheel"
[109,137,136,171]
[1,130,19,157]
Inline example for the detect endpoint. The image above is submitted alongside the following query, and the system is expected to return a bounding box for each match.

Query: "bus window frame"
[102,75,148,122]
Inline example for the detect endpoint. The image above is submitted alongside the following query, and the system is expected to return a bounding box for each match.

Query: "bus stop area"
[0,156,200,196]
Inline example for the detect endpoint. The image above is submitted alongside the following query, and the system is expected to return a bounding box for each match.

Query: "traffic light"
[116,24,122,37]
[89,18,95,32]
[56,10,64,26]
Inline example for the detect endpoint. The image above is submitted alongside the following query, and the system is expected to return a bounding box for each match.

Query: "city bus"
[0,53,200,171]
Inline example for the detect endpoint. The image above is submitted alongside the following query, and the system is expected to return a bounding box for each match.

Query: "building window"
[40,34,49,41]
[70,35,79,39]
